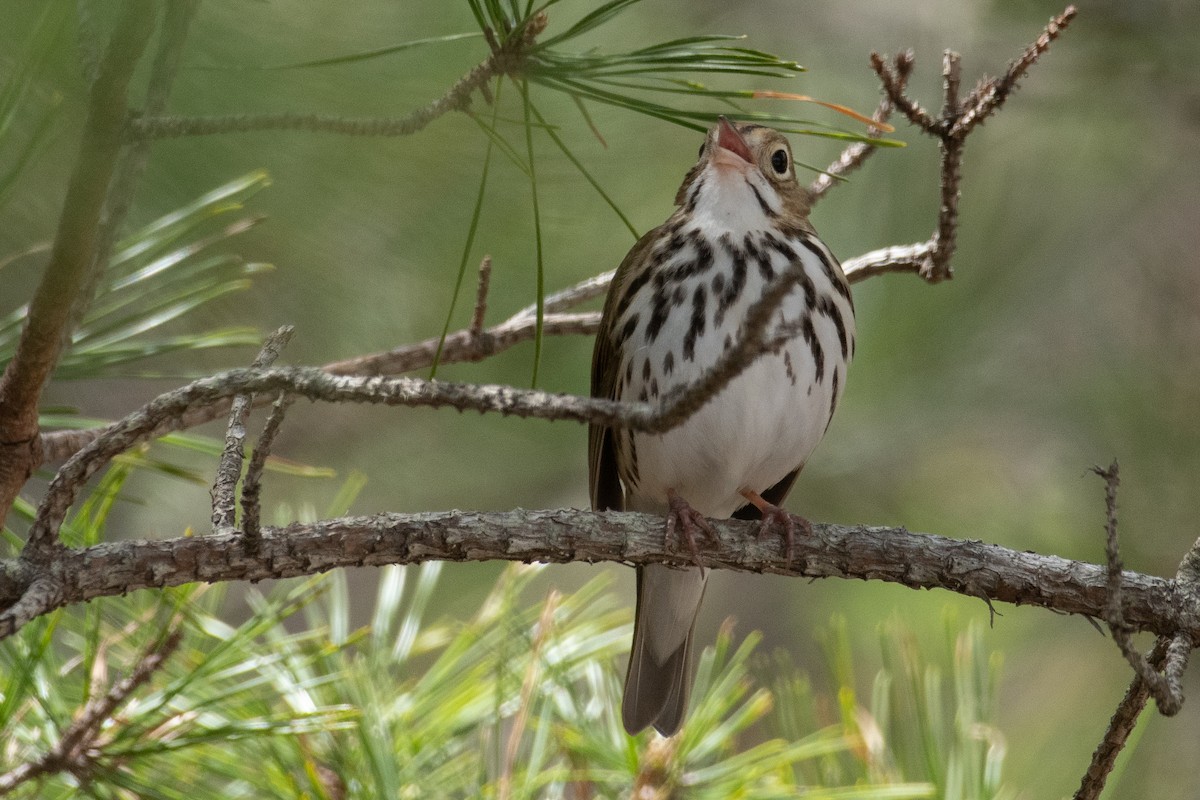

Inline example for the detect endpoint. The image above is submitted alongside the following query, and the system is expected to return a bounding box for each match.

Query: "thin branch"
[470,255,493,338]
[211,326,294,535]
[1074,637,1169,800]
[1074,459,1199,798]
[26,244,805,556]
[34,232,973,467]
[0,629,182,794]
[1094,461,1188,716]
[0,0,157,534]
[240,392,294,550]
[809,51,914,202]
[1,510,1196,642]
[865,6,1076,284]
[930,50,964,281]
[868,52,937,133]
[841,241,937,283]
[952,6,1078,139]
[126,15,548,142]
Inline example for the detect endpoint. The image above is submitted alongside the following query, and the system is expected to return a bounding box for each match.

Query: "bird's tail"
[622,563,708,736]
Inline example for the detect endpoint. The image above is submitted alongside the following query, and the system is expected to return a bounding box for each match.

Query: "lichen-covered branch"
[1,510,1195,643]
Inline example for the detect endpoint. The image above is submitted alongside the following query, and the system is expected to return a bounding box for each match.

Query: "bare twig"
[1074,461,1198,799]
[1074,637,1169,800]
[866,6,1077,284]
[470,256,494,339]
[810,51,915,202]
[952,6,1079,139]
[126,15,548,142]
[842,241,938,283]
[0,629,182,794]
[1,510,1196,642]
[211,326,294,535]
[868,52,937,133]
[240,392,295,550]
[1093,461,1188,716]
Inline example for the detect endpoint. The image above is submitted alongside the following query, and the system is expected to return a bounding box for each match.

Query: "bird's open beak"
[713,116,753,167]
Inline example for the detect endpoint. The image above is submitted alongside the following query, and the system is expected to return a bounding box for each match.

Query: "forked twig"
[211,326,293,534]
[1093,461,1189,716]
[1073,463,1196,799]
[867,5,1078,282]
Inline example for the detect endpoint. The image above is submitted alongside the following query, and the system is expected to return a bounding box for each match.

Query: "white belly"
[616,230,853,519]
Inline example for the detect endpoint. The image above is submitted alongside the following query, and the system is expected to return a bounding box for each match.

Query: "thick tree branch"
[1,511,1195,642]
[0,0,157,530]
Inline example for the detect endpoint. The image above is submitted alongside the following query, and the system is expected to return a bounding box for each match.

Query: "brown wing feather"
[589,225,670,512]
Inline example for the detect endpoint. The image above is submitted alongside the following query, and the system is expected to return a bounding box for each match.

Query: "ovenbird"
[589,118,855,736]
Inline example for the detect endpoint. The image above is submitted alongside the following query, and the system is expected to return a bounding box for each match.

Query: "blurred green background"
[3,0,1199,796]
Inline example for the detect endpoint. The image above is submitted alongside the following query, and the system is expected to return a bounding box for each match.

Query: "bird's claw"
[665,489,717,568]
[754,506,812,566]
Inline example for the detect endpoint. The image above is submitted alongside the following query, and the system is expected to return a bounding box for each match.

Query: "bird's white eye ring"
[770,148,789,174]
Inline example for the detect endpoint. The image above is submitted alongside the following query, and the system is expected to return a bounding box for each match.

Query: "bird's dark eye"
[770,148,789,174]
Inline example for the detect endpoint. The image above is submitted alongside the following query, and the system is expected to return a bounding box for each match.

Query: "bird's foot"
[738,488,813,566]
[665,489,718,568]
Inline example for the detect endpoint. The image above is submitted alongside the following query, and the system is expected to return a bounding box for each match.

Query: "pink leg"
[738,488,813,565]
[666,489,718,567]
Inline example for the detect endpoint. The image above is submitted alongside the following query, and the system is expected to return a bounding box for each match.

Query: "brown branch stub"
[0,629,182,795]
[470,255,493,340]
[211,326,294,535]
